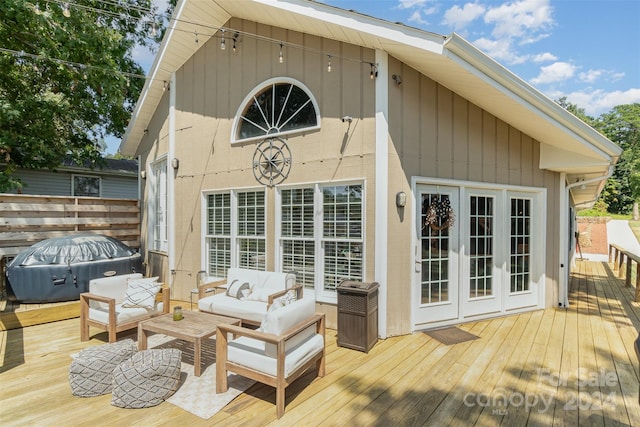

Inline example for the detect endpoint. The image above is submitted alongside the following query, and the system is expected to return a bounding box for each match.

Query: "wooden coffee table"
[138,311,241,376]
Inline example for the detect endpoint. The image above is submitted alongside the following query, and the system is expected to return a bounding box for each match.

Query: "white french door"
[413,185,460,327]
[413,182,544,330]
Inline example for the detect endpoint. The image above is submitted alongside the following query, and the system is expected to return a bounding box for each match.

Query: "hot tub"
[5,234,143,303]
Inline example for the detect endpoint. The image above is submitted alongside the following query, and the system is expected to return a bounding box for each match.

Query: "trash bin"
[337,280,379,353]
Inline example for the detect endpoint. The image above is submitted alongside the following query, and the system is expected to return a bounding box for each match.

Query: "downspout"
[374,49,389,339]
[559,164,614,307]
[168,72,176,295]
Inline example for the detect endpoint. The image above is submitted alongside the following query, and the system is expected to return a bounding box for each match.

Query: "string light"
[370,63,378,79]
[194,31,199,47]
[62,2,71,18]
[279,43,284,63]
[232,32,238,52]
[220,29,226,50]
[327,55,332,72]
[150,22,158,37]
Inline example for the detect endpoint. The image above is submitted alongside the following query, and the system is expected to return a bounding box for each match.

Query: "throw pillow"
[226,280,250,299]
[246,287,272,302]
[121,277,160,309]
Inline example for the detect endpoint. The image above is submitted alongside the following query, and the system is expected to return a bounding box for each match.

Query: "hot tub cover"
[6,234,142,302]
[12,234,138,266]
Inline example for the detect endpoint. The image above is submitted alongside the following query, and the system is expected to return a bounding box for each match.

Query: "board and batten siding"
[384,58,561,335]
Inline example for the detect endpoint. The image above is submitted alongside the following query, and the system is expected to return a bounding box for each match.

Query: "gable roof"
[121,0,621,205]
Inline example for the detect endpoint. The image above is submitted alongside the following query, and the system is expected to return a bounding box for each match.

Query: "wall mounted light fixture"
[396,191,407,208]
[171,158,179,169]
[140,170,146,180]
[392,74,402,85]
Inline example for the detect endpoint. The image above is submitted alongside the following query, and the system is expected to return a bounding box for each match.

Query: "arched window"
[232,78,320,143]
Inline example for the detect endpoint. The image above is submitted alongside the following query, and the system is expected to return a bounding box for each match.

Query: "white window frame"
[148,157,168,252]
[202,188,267,278]
[231,77,321,144]
[276,180,366,304]
[72,174,101,197]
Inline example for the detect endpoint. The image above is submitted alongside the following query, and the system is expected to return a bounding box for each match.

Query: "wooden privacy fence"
[609,243,640,301]
[0,194,141,258]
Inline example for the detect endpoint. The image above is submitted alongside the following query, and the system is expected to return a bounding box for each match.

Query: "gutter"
[559,164,614,307]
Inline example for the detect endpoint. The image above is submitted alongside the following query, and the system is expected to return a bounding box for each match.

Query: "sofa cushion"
[199,294,267,324]
[228,334,324,377]
[88,302,165,325]
[226,280,250,299]
[121,277,160,309]
[261,296,316,336]
[89,273,143,309]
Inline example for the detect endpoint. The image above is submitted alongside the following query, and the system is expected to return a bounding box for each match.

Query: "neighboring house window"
[149,158,168,252]
[205,190,266,277]
[232,78,320,143]
[73,175,101,197]
[279,182,364,302]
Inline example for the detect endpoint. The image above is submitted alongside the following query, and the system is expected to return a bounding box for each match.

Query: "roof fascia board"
[443,33,621,159]
[540,143,611,172]
[251,0,445,52]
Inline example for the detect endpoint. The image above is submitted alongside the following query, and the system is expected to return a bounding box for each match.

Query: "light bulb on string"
[150,22,158,37]
[220,29,226,50]
[327,55,332,72]
[62,3,71,18]
[279,43,284,63]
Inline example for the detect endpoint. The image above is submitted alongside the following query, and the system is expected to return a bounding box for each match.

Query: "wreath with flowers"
[423,197,455,231]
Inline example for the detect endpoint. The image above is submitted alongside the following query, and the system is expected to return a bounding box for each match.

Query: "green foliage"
[0,0,163,191]
[594,104,640,214]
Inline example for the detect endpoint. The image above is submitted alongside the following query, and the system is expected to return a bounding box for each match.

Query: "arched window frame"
[231,77,321,144]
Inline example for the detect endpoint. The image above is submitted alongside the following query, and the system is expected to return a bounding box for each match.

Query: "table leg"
[194,338,202,377]
[138,325,148,351]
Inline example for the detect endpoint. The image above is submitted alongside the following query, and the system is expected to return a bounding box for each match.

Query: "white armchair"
[80,273,169,343]
[216,294,325,418]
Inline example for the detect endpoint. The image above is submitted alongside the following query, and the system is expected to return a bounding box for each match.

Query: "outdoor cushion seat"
[111,348,182,409]
[216,294,325,418]
[69,338,137,397]
[80,273,169,343]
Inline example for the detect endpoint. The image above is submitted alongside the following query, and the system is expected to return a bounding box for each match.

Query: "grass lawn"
[630,220,640,244]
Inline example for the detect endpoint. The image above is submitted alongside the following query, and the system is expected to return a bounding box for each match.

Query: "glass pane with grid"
[420,194,451,304]
[152,160,167,251]
[510,198,531,293]
[237,191,265,236]
[323,185,362,239]
[207,237,231,278]
[238,238,266,270]
[323,241,363,291]
[281,188,315,288]
[469,195,494,298]
[207,194,231,235]
[282,240,315,288]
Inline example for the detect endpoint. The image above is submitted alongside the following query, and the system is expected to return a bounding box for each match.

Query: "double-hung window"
[149,158,168,252]
[279,182,364,302]
[205,190,266,277]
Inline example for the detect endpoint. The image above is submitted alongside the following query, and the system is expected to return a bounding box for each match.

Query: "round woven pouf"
[111,348,182,409]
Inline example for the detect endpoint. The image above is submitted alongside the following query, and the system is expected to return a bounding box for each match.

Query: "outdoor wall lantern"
[396,191,407,208]
[140,170,146,179]
[171,158,180,169]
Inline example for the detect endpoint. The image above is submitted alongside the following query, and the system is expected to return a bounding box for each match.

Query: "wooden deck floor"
[1,260,639,426]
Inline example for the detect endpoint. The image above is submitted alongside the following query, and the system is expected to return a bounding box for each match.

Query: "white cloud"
[532,52,557,63]
[398,0,430,9]
[408,10,429,25]
[443,3,486,30]
[579,69,603,84]
[484,0,554,39]
[531,61,577,85]
[561,88,640,116]
[473,37,527,64]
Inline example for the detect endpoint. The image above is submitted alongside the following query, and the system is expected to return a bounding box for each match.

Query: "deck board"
[1,260,639,426]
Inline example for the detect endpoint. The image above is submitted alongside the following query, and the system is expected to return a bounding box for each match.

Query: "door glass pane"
[510,198,531,293]
[469,195,493,298]
[420,193,452,304]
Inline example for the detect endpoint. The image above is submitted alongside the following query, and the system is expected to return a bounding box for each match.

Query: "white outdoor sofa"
[197,268,298,326]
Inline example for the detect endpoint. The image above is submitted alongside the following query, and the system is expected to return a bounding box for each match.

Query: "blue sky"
[111,0,639,154]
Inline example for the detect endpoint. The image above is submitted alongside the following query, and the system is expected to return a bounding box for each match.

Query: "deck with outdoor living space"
[1,260,640,426]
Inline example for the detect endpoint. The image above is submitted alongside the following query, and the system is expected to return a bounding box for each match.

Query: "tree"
[595,104,640,217]
[0,0,163,191]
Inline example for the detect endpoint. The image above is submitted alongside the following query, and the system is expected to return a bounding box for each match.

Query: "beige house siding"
[136,19,563,335]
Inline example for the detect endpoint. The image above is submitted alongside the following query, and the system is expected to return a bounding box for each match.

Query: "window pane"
[469,195,494,298]
[73,176,100,197]
[510,198,531,293]
[281,188,315,287]
[323,241,362,291]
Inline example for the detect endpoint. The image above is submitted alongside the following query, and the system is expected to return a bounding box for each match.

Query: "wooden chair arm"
[217,313,325,345]
[267,285,304,306]
[80,292,115,305]
[198,279,227,299]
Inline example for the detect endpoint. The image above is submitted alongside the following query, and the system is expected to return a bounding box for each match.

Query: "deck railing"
[609,243,640,301]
